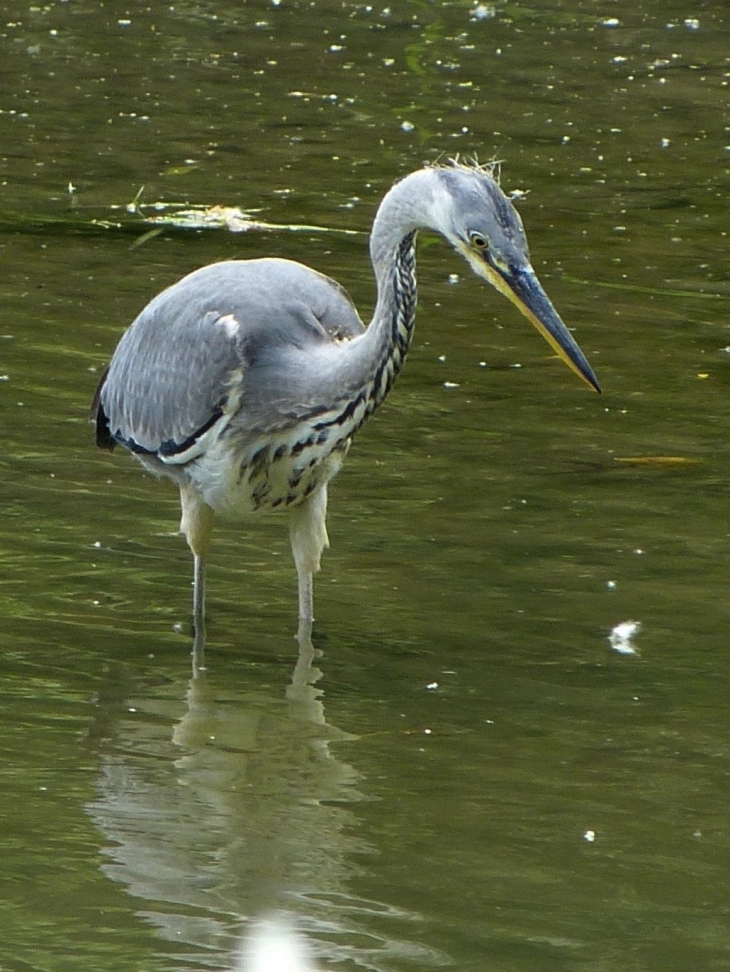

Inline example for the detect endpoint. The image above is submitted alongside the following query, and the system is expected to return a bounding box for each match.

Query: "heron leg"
[192,553,206,626]
[289,485,329,623]
[179,483,214,628]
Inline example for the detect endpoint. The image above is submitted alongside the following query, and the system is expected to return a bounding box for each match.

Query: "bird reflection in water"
[87,626,448,970]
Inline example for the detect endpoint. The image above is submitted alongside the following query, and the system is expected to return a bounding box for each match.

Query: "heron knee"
[179,483,214,558]
[289,486,329,577]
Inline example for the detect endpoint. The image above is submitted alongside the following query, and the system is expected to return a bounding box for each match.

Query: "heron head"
[433,161,600,393]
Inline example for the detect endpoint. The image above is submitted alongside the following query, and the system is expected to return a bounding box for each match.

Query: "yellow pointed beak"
[467,250,600,393]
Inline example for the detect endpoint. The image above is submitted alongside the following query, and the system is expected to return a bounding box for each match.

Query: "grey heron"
[92,161,599,634]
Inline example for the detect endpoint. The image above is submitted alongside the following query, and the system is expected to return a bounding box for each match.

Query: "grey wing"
[92,257,365,459]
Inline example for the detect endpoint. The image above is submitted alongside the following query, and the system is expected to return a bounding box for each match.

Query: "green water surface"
[0,1,729,969]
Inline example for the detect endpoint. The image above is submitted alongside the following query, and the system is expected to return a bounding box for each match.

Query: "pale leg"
[179,483,215,632]
[288,485,329,623]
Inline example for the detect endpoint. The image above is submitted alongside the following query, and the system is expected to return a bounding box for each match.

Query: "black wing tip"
[90,367,117,452]
[94,406,117,452]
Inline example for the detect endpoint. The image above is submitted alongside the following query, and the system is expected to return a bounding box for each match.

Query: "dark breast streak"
[234,433,352,514]
[198,232,418,518]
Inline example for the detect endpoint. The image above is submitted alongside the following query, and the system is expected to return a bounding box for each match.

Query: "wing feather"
[93,258,365,457]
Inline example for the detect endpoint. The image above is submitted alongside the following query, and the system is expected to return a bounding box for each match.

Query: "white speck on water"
[438,354,446,362]
[609,620,641,655]
[601,17,620,27]
[684,17,700,29]
[400,120,415,133]
[426,682,439,690]
[660,137,671,148]
[443,381,460,388]
[448,273,460,284]
[606,580,617,590]
[470,3,496,21]
[584,829,596,842]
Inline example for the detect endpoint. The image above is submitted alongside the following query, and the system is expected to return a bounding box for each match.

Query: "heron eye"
[470,233,488,250]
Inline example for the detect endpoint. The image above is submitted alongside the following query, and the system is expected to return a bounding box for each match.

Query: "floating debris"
[33,197,362,241]
[142,204,264,233]
[135,202,358,237]
[609,620,641,655]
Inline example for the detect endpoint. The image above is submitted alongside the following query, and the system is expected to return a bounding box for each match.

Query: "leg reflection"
[88,626,448,970]
[192,611,207,677]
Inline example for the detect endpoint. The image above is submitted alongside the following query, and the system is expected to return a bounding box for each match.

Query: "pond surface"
[1,1,729,969]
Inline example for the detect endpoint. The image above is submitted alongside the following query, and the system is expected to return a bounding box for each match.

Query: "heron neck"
[356,229,417,410]
[349,168,442,409]
[304,169,444,436]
